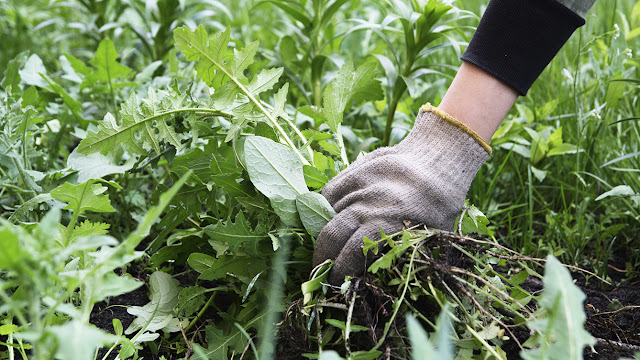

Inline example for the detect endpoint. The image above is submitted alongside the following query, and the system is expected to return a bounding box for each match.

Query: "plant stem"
[336,125,349,166]
[382,79,407,146]
[372,240,420,351]
[184,289,221,333]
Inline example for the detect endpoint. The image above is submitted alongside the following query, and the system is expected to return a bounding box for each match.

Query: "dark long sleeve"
[460,0,594,96]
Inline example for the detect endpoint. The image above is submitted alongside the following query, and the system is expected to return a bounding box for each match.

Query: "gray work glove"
[313,104,492,285]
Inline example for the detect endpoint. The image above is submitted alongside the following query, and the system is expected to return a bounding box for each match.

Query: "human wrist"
[438,61,518,143]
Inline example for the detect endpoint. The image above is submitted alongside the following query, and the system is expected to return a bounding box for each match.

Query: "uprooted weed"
[277,228,611,359]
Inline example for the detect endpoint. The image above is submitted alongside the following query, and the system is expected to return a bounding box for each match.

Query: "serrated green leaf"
[247,67,284,97]
[174,26,231,88]
[87,39,131,84]
[204,212,268,257]
[244,136,308,226]
[50,180,116,217]
[76,89,186,157]
[272,82,289,119]
[176,286,208,318]
[296,192,335,237]
[203,326,233,359]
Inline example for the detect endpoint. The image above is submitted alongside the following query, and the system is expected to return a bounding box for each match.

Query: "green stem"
[372,241,419,351]
[184,288,224,332]
[261,100,314,163]
[336,125,349,166]
[382,79,407,146]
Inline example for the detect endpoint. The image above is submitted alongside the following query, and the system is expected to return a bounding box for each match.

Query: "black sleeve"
[460,0,585,96]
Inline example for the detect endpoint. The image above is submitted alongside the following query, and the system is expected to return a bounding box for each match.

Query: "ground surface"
[90,256,640,360]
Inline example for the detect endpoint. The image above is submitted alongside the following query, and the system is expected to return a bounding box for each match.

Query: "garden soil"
[90,252,640,360]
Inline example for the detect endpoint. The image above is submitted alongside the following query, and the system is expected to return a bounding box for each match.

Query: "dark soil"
[88,238,640,360]
[501,249,640,360]
[91,283,149,360]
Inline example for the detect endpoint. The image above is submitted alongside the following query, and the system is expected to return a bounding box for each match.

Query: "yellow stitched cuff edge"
[420,103,492,156]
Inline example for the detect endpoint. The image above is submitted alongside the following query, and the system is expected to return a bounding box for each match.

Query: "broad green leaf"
[82,272,144,305]
[319,140,342,156]
[596,185,636,201]
[199,255,267,284]
[67,150,135,183]
[520,256,595,360]
[204,212,268,257]
[322,60,383,132]
[86,39,132,84]
[295,192,335,237]
[303,165,329,189]
[51,180,116,217]
[177,286,208,318]
[244,136,308,226]
[0,324,19,335]
[51,321,119,360]
[547,143,579,157]
[188,253,216,273]
[126,271,182,335]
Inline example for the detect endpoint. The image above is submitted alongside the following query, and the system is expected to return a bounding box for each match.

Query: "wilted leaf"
[126,271,182,335]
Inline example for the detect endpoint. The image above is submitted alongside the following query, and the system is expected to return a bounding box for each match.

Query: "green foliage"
[521,256,596,360]
[407,305,453,360]
[1,0,639,358]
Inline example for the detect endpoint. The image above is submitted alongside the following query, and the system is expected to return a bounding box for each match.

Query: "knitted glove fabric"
[313,104,491,285]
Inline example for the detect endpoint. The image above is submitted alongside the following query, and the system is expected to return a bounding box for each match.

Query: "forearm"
[438,62,518,143]
[438,0,597,142]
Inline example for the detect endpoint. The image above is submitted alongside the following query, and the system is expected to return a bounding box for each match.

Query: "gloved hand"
[313,103,492,285]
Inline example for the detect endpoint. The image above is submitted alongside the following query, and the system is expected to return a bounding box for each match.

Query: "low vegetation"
[1,0,639,359]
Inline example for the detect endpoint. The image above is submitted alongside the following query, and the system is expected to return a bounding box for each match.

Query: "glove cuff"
[419,103,492,155]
